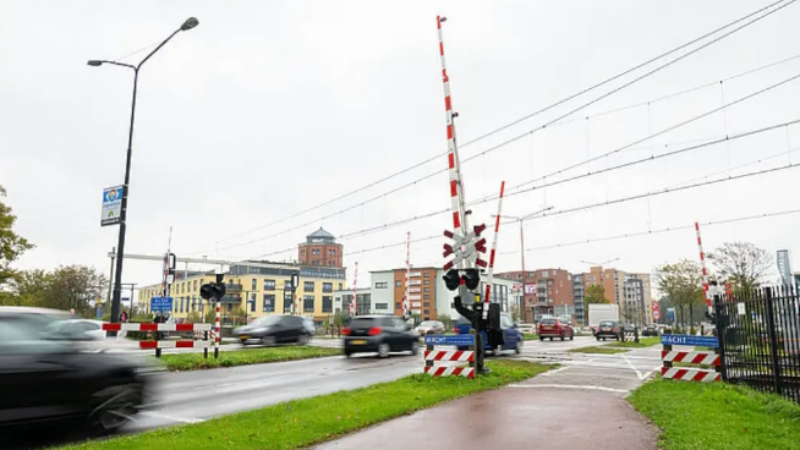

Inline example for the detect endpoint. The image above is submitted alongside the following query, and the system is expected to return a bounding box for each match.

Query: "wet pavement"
[311,385,658,450]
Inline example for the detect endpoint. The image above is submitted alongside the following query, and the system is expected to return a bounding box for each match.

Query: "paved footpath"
[313,343,663,450]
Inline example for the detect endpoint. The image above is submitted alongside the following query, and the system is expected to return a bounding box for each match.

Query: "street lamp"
[89,17,199,325]
[492,206,554,323]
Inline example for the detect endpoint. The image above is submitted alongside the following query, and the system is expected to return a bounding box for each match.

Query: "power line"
[185,0,793,252]
[501,208,800,253]
[243,118,799,260]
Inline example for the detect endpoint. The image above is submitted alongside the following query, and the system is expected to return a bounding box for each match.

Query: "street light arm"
[137,28,181,69]
[89,60,137,70]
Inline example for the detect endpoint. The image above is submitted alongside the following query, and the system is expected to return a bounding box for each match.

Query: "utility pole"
[492,206,553,323]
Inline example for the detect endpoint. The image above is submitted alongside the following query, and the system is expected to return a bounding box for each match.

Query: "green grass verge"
[568,345,629,354]
[607,336,661,348]
[523,333,539,341]
[629,379,800,450]
[60,360,550,450]
[159,346,341,371]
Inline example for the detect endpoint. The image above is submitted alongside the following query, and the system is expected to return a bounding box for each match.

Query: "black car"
[343,315,419,358]
[642,324,658,337]
[0,307,149,439]
[594,320,621,341]
[233,314,313,346]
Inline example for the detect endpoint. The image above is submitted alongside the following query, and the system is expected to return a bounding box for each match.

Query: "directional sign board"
[424,334,475,347]
[150,296,173,313]
[661,334,719,348]
[101,186,123,226]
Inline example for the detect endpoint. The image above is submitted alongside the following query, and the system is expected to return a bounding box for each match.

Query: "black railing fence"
[714,285,800,404]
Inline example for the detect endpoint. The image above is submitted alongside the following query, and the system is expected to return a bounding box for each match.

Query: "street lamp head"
[87,60,103,67]
[181,17,199,31]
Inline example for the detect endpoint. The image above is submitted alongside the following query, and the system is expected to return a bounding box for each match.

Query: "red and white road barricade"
[660,335,722,383]
[423,335,476,379]
[102,322,212,354]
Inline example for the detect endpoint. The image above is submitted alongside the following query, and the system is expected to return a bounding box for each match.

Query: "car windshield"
[349,318,378,328]
[599,321,615,327]
[419,321,437,327]
[253,316,282,326]
[541,318,556,325]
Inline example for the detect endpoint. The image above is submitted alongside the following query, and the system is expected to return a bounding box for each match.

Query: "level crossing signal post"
[200,274,227,359]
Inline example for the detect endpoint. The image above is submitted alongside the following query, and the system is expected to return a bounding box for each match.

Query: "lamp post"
[89,17,199,325]
[492,206,553,322]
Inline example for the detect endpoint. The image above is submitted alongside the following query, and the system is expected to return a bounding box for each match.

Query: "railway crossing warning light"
[200,274,227,301]
[443,268,481,291]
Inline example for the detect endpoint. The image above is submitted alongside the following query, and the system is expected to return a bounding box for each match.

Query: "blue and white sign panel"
[101,186,124,226]
[424,334,475,347]
[150,296,173,313]
[661,334,719,348]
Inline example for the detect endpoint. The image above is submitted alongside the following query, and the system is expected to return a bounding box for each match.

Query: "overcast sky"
[2,0,799,299]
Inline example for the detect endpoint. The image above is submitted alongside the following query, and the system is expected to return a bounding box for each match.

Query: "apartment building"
[583,266,653,326]
[497,269,574,323]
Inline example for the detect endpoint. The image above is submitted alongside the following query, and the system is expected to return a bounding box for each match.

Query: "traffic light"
[443,269,461,291]
[463,268,480,290]
[200,275,227,301]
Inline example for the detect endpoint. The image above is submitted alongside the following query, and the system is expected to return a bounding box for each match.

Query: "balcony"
[220,295,242,304]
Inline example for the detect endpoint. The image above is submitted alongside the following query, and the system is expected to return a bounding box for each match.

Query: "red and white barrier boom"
[102,322,212,353]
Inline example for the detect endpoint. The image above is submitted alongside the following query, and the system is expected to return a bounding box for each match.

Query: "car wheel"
[515,339,523,354]
[297,334,309,345]
[88,383,141,435]
[596,336,600,341]
[344,350,352,358]
[549,337,553,341]
[410,340,420,356]
[261,336,276,346]
[602,337,606,341]
[570,333,574,341]
[377,342,390,358]
[560,333,565,341]
[539,336,544,341]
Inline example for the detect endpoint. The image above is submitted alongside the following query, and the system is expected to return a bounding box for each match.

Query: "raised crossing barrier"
[102,322,212,358]
[424,334,476,379]
[660,334,721,383]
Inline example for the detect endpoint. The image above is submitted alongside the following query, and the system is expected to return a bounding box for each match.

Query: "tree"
[585,284,609,304]
[0,185,34,286]
[707,242,771,292]
[230,307,247,326]
[655,260,705,330]
[437,313,454,331]
[185,311,202,323]
[1,265,106,317]
[509,304,522,324]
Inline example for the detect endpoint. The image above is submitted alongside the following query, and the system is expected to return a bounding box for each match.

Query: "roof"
[307,227,335,239]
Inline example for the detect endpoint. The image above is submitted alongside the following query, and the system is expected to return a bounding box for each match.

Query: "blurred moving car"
[0,307,149,437]
[642,324,659,337]
[454,313,523,355]
[537,317,574,341]
[343,315,419,358]
[594,320,620,341]
[415,320,445,335]
[48,319,107,341]
[233,315,313,346]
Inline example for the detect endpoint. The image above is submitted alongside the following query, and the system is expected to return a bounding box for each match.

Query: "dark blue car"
[454,312,523,355]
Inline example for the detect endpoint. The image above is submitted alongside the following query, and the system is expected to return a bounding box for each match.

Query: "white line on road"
[138,411,205,424]
[540,366,569,376]
[622,354,644,380]
[508,383,630,394]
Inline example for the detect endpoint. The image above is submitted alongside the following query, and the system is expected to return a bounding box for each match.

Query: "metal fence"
[714,285,800,404]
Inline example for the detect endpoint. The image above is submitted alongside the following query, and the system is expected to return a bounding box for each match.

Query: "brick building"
[298,228,343,267]
[498,269,574,323]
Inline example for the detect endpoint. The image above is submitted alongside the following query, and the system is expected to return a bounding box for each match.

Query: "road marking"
[622,354,644,380]
[508,383,630,394]
[540,366,569,376]
[138,411,205,424]
[547,371,640,381]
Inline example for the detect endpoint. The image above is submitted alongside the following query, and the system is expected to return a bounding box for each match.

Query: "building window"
[424,287,430,292]
[312,248,320,255]
[329,249,336,256]
[375,303,388,310]
[251,279,257,291]
[424,280,430,285]
[396,280,402,287]
[304,296,314,313]
[424,294,430,300]
[329,261,334,267]
[193,280,198,291]
[338,283,343,290]
[395,302,401,309]
[375,282,388,289]
[322,296,333,313]
[543,270,549,277]
[423,302,430,307]
[304,281,315,292]
[263,294,275,312]
[423,272,430,277]
[284,291,293,313]
[249,294,256,312]
[264,279,275,291]
[323,282,333,293]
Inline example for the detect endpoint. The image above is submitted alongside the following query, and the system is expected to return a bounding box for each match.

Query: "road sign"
[660,334,719,348]
[96,308,102,320]
[667,308,676,322]
[150,296,173,313]
[424,334,476,347]
[737,302,746,315]
[652,310,661,320]
[101,186,123,226]
[442,224,487,270]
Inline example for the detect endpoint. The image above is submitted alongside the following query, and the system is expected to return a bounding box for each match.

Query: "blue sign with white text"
[424,334,475,347]
[150,296,173,313]
[661,334,718,348]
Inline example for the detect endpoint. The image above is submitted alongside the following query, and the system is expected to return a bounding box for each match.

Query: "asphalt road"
[127,351,420,432]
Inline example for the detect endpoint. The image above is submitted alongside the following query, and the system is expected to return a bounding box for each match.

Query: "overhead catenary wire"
[229,66,800,259]
[184,0,794,252]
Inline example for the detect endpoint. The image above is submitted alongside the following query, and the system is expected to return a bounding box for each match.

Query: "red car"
[538,318,574,341]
